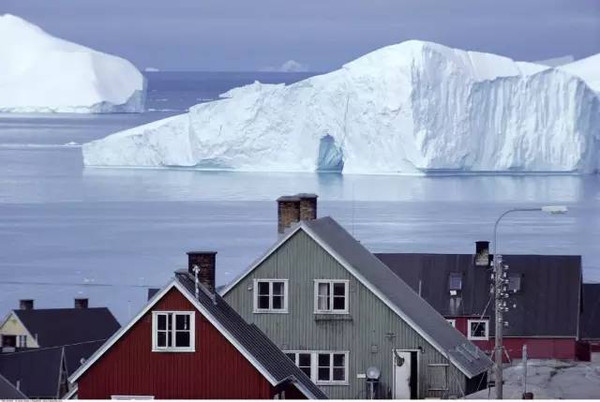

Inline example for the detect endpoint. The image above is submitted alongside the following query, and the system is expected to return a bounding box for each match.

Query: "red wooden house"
[377,241,584,361]
[68,252,326,400]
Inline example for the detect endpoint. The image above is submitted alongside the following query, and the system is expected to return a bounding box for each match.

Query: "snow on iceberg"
[559,54,600,94]
[83,40,600,173]
[0,14,145,113]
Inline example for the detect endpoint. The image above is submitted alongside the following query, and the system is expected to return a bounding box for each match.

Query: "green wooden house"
[222,195,493,399]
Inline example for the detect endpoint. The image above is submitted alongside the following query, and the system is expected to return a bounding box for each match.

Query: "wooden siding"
[225,230,470,399]
[451,316,578,360]
[77,288,275,399]
[0,312,39,348]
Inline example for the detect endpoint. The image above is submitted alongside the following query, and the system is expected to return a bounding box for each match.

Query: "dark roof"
[580,283,600,340]
[0,372,27,399]
[14,307,120,347]
[175,272,327,399]
[376,253,582,337]
[0,347,64,398]
[63,340,106,377]
[302,217,493,378]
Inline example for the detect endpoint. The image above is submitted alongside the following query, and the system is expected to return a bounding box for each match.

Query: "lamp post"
[492,205,567,399]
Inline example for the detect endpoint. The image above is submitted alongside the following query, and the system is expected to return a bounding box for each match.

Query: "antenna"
[352,181,356,236]
[193,265,200,300]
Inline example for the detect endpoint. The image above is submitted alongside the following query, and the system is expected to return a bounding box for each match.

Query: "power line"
[0,280,159,289]
[1,339,109,355]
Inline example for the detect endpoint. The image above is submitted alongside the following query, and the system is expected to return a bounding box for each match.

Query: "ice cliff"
[83,41,600,173]
[0,14,145,113]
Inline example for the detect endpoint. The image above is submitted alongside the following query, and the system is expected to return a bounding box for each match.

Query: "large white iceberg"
[83,41,600,173]
[558,54,600,94]
[0,14,145,113]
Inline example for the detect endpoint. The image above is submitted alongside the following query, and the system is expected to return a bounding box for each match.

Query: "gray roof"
[0,372,27,399]
[303,217,493,378]
[376,253,582,337]
[175,272,327,399]
[0,346,64,398]
[63,340,107,377]
[14,307,120,347]
[581,283,600,340]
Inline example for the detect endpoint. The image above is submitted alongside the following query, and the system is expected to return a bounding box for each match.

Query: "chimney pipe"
[475,241,491,266]
[187,251,217,293]
[74,298,88,309]
[277,193,318,234]
[19,300,34,310]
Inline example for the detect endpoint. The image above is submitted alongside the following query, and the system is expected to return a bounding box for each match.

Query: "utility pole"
[491,205,567,400]
[493,254,505,400]
[522,344,528,397]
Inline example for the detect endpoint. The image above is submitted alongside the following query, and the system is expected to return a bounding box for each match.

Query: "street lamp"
[492,205,568,399]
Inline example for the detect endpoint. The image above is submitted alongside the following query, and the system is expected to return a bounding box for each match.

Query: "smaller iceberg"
[0,14,146,113]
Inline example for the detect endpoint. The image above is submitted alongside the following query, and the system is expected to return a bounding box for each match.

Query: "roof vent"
[147,288,160,301]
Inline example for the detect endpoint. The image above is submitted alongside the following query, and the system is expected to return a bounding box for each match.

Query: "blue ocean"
[1,72,599,323]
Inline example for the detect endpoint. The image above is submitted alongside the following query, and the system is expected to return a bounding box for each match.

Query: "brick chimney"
[277,193,318,234]
[187,251,217,293]
[298,193,318,221]
[74,298,88,309]
[19,299,34,310]
[475,241,490,266]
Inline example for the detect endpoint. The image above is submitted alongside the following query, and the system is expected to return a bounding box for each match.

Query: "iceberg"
[83,41,600,174]
[0,14,145,113]
[558,54,600,94]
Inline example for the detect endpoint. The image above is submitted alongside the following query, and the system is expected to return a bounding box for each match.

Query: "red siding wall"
[450,317,578,361]
[472,338,578,361]
[78,288,275,399]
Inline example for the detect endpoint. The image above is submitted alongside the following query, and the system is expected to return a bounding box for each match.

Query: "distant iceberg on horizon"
[83,40,600,174]
[0,14,145,113]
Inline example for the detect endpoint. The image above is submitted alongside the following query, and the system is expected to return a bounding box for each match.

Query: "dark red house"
[580,283,600,362]
[376,241,584,361]
[68,252,326,400]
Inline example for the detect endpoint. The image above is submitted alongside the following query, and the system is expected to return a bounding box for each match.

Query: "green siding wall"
[224,230,469,399]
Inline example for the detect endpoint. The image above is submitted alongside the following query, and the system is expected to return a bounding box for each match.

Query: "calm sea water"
[1,72,599,323]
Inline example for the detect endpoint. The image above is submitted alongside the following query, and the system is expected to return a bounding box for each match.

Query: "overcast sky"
[4,0,599,71]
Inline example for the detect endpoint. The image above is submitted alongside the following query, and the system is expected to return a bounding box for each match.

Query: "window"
[467,319,489,340]
[17,335,26,348]
[314,280,349,314]
[152,311,195,352]
[508,274,522,292]
[253,279,288,313]
[286,352,312,378]
[446,319,456,328]
[427,364,449,391]
[448,273,462,291]
[284,351,348,385]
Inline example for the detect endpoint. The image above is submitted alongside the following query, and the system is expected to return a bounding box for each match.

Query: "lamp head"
[366,366,381,381]
[541,205,568,215]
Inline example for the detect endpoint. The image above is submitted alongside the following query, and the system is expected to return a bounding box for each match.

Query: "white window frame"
[313,280,349,314]
[253,279,289,313]
[446,319,456,328]
[467,319,489,340]
[17,335,27,348]
[151,311,195,352]
[284,350,349,386]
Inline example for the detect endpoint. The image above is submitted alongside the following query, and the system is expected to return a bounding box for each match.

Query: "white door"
[393,350,414,399]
